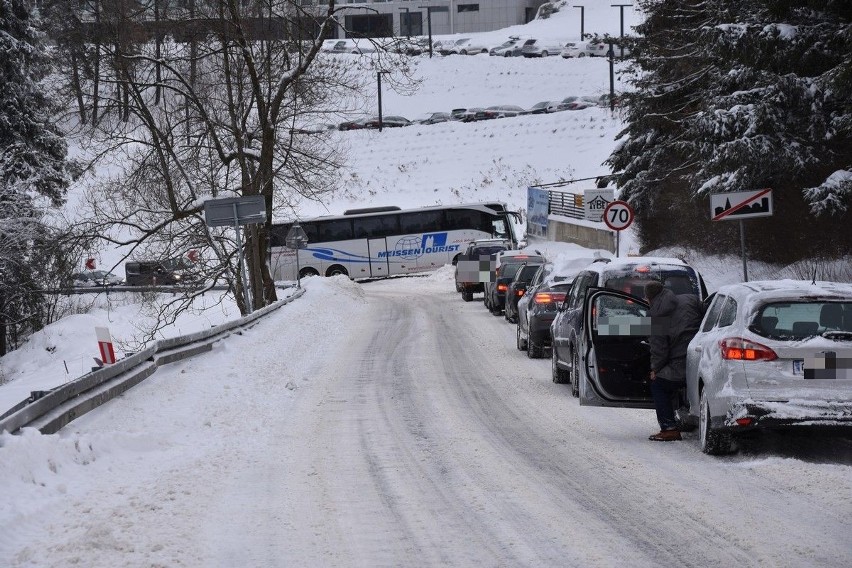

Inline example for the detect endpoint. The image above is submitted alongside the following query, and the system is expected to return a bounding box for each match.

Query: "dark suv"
[550,257,707,398]
[454,239,513,301]
[125,261,181,286]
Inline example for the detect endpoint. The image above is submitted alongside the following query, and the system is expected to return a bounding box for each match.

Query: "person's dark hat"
[645,281,664,301]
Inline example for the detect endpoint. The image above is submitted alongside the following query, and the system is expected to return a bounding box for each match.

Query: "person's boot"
[648,429,682,441]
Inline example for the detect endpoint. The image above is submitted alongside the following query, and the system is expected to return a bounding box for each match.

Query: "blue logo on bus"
[379,232,459,260]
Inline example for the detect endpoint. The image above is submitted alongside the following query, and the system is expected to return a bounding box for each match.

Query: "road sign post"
[285,224,309,288]
[203,196,267,313]
[603,200,634,257]
[710,189,773,282]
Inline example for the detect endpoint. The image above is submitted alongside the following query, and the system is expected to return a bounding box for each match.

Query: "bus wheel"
[326,265,349,277]
[299,267,319,278]
[451,254,461,266]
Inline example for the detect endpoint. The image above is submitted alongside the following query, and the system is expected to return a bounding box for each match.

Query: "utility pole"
[377,71,390,132]
[419,6,435,58]
[611,4,632,57]
[573,5,585,40]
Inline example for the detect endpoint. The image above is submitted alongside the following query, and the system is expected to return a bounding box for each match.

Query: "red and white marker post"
[95,326,116,365]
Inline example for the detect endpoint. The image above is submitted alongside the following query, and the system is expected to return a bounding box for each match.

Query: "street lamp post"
[573,5,585,40]
[419,6,435,58]
[611,3,632,57]
[377,70,390,132]
[607,42,616,111]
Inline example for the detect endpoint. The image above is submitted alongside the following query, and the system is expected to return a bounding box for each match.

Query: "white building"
[307,1,549,38]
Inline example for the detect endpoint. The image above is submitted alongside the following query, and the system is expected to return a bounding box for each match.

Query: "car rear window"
[602,266,700,298]
[753,301,852,339]
[473,246,508,256]
[515,265,541,281]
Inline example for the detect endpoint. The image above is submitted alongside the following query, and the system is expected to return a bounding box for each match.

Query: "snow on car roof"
[718,279,852,299]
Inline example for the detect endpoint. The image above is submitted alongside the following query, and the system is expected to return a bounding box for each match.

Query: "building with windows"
[308,1,549,38]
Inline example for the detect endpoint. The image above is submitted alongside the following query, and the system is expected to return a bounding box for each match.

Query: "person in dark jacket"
[645,280,703,441]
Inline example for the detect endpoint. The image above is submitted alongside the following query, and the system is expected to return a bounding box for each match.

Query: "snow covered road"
[2,271,851,567]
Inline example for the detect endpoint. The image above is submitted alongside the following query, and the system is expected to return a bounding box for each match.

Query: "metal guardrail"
[0,287,305,436]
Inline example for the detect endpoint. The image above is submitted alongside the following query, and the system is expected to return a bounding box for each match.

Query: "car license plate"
[793,359,804,375]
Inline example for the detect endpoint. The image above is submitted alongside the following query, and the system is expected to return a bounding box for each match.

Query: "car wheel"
[516,325,527,351]
[699,389,732,455]
[461,290,473,302]
[541,51,549,57]
[578,52,586,58]
[460,50,468,55]
[527,338,543,359]
[299,267,320,278]
[552,347,569,384]
[571,348,580,397]
[504,52,511,58]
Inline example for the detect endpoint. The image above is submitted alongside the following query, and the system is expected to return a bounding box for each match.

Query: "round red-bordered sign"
[603,200,634,231]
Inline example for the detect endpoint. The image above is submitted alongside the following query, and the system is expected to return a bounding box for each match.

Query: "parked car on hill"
[365,115,412,128]
[475,105,525,120]
[683,280,852,454]
[414,112,452,125]
[560,41,586,58]
[550,257,708,399]
[527,101,560,114]
[516,265,575,358]
[460,107,485,122]
[439,38,487,55]
[338,117,373,131]
[490,37,525,57]
[520,38,567,58]
[585,42,612,57]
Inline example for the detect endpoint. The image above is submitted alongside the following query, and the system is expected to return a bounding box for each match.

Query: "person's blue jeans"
[651,377,684,430]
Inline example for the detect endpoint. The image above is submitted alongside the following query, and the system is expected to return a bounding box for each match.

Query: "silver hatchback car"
[686,280,852,455]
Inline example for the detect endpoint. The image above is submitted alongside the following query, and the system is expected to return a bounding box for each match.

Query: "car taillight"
[534,292,566,304]
[497,283,508,292]
[720,338,778,361]
[515,289,525,297]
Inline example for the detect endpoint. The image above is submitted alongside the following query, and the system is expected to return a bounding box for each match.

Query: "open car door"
[579,288,655,408]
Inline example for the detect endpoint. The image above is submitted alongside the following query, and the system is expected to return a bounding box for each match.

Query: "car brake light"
[534,292,566,304]
[497,283,508,292]
[720,338,778,361]
[516,289,525,297]
[735,418,754,427]
[636,266,650,273]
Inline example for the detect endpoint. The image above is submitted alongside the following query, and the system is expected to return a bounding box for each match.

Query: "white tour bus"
[269,202,520,280]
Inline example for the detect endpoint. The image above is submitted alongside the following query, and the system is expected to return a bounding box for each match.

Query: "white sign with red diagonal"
[96,326,116,365]
[710,188,773,221]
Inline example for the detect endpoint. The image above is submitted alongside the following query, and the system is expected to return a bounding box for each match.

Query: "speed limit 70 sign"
[603,200,634,231]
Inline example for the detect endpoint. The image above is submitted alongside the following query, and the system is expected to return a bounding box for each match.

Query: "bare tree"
[65,0,414,332]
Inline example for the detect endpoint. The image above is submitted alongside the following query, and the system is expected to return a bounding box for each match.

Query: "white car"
[442,37,489,55]
[686,280,852,454]
[72,270,125,287]
[520,38,567,58]
[585,42,631,58]
[560,41,586,58]
[490,38,524,57]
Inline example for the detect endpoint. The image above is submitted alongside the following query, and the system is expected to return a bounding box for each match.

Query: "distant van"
[125,261,181,286]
